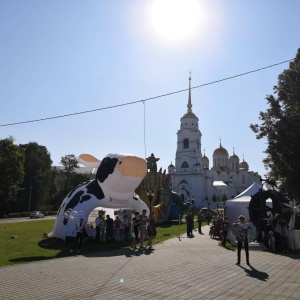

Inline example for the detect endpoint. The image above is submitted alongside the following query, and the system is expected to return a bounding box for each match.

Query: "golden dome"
[181,111,198,119]
[229,153,239,160]
[213,144,228,156]
[202,155,209,161]
[239,160,248,166]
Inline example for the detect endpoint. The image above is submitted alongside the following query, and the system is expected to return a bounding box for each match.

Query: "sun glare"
[149,0,203,43]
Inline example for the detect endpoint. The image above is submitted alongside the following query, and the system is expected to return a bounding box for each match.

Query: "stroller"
[209,219,223,239]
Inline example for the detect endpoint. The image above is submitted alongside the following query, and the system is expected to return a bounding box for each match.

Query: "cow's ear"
[78,154,101,168]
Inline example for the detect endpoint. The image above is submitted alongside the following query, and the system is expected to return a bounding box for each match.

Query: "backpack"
[236,225,248,242]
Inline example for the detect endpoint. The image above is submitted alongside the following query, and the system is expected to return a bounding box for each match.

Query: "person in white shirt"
[139,209,148,248]
[233,215,251,265]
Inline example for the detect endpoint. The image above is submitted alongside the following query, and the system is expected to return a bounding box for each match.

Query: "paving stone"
[0,225,299,300]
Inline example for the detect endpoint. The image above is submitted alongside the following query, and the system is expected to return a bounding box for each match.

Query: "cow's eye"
[119,161,122,165]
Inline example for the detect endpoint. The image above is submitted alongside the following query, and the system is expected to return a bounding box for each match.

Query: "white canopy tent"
[226,197,273,245]
[225,183,273,245]
[234,182,261,199]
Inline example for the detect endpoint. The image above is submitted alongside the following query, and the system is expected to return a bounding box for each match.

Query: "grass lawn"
[0,219,188,267]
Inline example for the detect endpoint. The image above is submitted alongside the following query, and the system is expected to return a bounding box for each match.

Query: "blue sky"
[1,0,299,179]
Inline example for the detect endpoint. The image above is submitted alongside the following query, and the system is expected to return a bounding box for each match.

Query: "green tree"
[60,154,79,173]
[222,194,228,201]
[250,48,300,202]
[17,142,53,212]
[50,155,90,210]
[60,154,80,192]
[0,137,24,216]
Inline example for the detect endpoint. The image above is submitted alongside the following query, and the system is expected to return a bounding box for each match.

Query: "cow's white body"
[52,153,149,240]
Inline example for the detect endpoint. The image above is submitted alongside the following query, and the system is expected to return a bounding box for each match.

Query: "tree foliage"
[17,142,53,212]
[49,154,90,210]
[60,154,79,173]
[250,48,300,201]
[0,137,25,216]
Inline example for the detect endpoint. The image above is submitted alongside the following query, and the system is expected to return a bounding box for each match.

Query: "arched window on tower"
[181,161,189,168]
[181,193,185,202]
[183,138,189,149]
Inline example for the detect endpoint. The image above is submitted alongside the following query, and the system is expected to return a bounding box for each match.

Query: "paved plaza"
[0,225,299,300]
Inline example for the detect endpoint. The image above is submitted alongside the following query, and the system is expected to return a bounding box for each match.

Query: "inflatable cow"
[52,153,149,240]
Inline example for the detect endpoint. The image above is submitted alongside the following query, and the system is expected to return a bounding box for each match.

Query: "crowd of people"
[71,209,157,252]
[130,209,157,250]
[72,207,291,267]
[274,218,290,253]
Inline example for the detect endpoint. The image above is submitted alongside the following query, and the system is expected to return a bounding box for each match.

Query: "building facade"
[168,77,261,208]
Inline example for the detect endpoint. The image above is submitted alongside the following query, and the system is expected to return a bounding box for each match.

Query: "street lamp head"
[146,190,154,197]
[147,190,154,216]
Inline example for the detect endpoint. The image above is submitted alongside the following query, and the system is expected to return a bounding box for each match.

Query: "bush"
[7,213,22,218]
[21,212,30,217]
[47,211,57,216]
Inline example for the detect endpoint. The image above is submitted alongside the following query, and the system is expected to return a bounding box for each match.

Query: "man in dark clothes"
[197,211,203,234]
[222,216,230,246]
[186,211,194,237]
[106,215,114,242]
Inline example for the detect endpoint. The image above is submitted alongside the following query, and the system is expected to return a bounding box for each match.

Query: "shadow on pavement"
[238,265,269,281]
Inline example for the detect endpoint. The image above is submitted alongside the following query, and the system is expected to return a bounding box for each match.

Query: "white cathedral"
[167,77,261,208]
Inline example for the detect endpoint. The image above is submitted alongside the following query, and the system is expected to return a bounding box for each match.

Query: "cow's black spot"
[64,190,84,212]
[67,181,90,198]
[86,180,104,199]
[57,206,61,217]
[96,157,119,183]
[80,194,91,203]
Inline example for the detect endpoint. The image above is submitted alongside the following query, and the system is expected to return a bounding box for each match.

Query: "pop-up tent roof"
[226,197,272,245]
[234,182,261,199]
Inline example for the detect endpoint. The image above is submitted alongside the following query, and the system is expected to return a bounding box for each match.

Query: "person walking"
[131,211,141,250]
[122,214,131,241]
[281,220,289,253]
[205,212,212,225]
[221,216,230,246]
[99,214,106,242]
[95,212,102,242]
[105,215,114,242]
[139,209,148,248]
[186,211,194,237]
[197,211,203,234]
[70,217,87,253]
[147,211,157,249]
[114,216,122,228]
[233,215,251,265]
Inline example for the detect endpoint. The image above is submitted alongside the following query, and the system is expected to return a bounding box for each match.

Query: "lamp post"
[191,197,195,209]
[147,190,154,215]
[19,184,33,212]
[28,174,41,212]
[28,182,33,212]
[205,197,211,209]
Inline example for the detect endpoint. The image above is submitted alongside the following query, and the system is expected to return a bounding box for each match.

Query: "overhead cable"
[0,58,294,127]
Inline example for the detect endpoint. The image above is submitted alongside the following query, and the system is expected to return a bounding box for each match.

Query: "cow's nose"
[117,156,147,178]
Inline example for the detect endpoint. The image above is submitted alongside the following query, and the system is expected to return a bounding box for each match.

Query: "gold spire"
[187,73,192,113]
